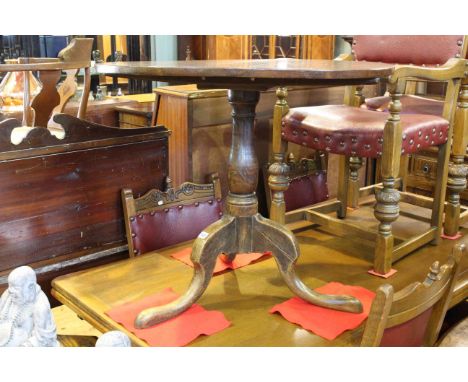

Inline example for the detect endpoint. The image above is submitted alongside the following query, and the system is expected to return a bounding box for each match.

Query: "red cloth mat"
[171,247,272,274]
[106,288,231,346]
[270,282,375,340]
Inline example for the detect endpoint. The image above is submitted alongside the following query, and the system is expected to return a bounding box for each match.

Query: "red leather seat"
[284,171,328,212]
[363,94,444,116]
[273,35,466,275]
[129,198,223,255]
[122,174,223,257]
[282,105,449,158]
[352,35,464,65]
[379,308,433,347]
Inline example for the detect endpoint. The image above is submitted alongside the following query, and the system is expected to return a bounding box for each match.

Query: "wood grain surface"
[96,59,393,80]
[52,213,467,347]
[0,116,169,303]
[96,59,394,89]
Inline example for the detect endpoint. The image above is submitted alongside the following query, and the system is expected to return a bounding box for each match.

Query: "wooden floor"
[51,203,468,346]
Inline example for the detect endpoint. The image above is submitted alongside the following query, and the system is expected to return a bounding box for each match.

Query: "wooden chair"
[0,38,93,144]
[363,61,468,240]
[121,174,223,257]
[361,243,465,346]
[269,36,468,275]
[264,151,329,216]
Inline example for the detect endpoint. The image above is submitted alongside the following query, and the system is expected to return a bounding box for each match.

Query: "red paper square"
[171,247,272,274]
[106,288,231,346]
[270,282,375,340]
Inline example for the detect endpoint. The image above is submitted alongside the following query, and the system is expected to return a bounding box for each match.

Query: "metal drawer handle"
[422,164,431,174]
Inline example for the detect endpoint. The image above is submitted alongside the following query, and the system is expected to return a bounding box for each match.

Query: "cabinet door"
[205,35,251,60]
[301,35,335,59]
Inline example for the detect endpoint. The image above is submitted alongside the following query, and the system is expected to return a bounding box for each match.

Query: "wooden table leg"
[135,89,363,329]
[136,215,237,328]
[251,213,363,312]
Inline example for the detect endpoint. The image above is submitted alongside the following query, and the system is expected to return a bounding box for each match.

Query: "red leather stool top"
[363,94,444,116]
[282,105,449,158]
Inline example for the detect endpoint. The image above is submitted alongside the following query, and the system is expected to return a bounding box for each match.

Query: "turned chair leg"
[269,87,290,224]
[340,85,365,214]
[374,177,400,274]
[445,82,468,237]
[348,156,363,209]
[337,155,350,218]
[431,139,452,244]
[373,86,403,274]
[398,155,409,192]
[445,155,467,237]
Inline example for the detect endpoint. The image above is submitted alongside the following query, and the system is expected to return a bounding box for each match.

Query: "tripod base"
[135,213,363,329]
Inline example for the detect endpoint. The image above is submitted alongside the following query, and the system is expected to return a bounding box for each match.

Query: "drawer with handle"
[410,155,438,179]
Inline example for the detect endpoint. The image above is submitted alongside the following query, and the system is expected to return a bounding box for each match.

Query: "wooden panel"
[155,94,190,184]
[407,151,468,203]
[119,114,151,128]
[180,35,334,61]
[64,98,139,126]
[205,35,251,60]
[155,84,347,200]
[410,155,438,180]
[302,35,336,59]
[117,103,153,128]
[0,140,167,270]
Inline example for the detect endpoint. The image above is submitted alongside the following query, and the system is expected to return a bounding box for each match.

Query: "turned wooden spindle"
[348,156,363,208]
[445,81,468,236]
[353,85,364,107]
[374,83,403,274]
[268,87,290,224]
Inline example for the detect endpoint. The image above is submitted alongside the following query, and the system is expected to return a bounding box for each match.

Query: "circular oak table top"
[96,58,394,89]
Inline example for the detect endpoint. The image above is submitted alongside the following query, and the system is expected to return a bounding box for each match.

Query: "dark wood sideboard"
[0,115,169,304]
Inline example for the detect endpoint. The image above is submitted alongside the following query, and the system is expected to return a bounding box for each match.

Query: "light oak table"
[51,221,467,347]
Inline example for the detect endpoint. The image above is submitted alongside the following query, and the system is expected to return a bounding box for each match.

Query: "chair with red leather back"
[122,174,223,257]
[269,36,467,275]
[361,243,464,346]
[360,37,468,239]
[264,151,329,218]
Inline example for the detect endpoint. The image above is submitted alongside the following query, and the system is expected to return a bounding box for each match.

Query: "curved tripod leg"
[252,214,363,313]
[135,215,237,328]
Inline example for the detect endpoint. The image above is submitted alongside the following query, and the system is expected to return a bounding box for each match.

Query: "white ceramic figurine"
[95,330,131,347]
[0,266,59,347]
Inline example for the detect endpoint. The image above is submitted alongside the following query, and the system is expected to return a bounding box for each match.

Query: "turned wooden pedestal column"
[134,89,363,328]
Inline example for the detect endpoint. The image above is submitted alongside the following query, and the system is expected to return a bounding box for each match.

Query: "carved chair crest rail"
[122,173,223,257]
[361,243,465,346]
